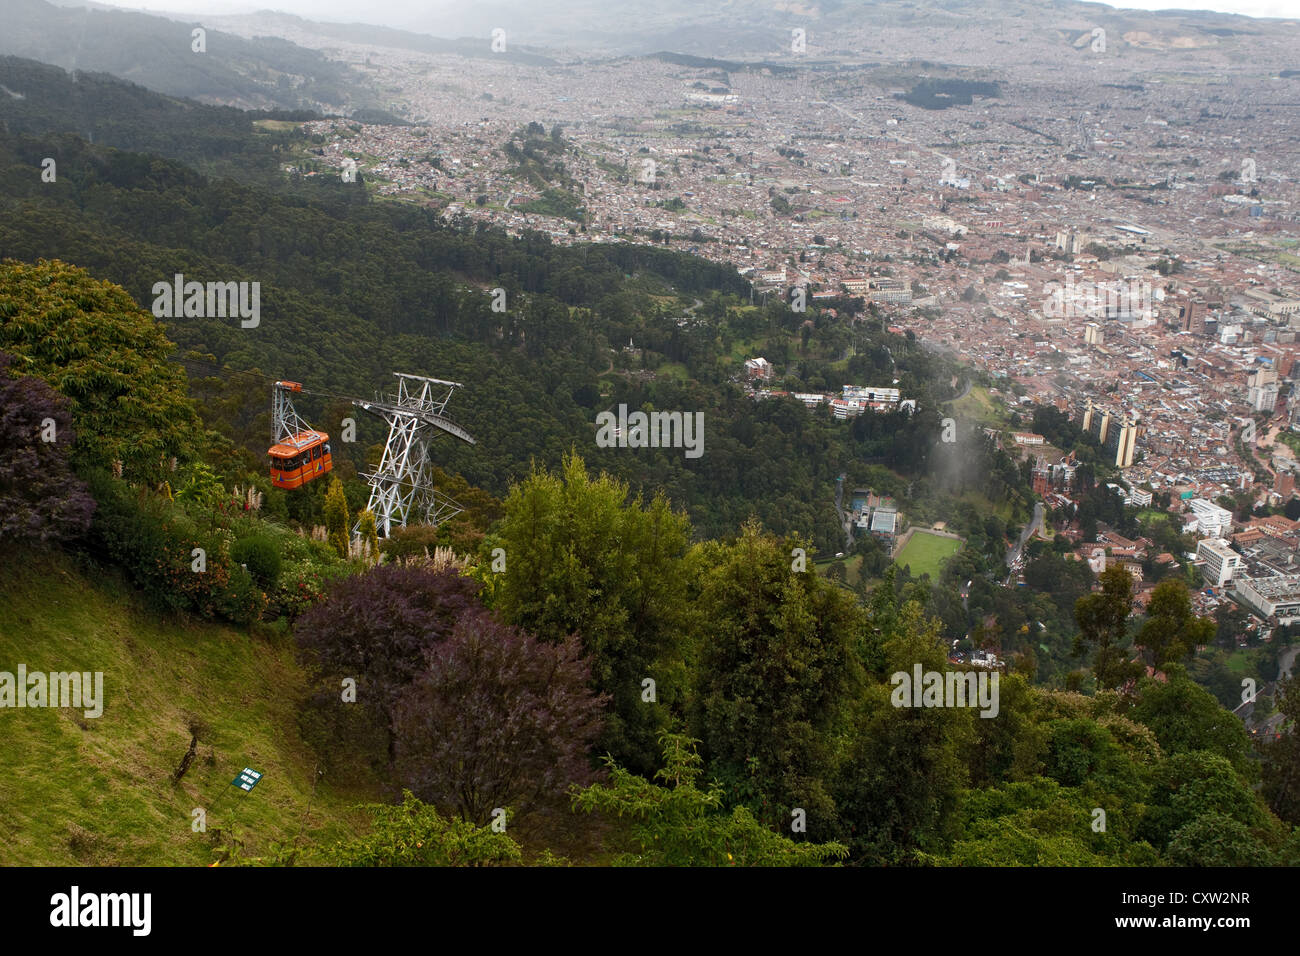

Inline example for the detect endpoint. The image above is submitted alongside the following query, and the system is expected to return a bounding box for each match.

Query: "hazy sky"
[106,0,1300,25]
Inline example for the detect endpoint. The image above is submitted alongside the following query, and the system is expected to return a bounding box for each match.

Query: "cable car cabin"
[268,430,332,489]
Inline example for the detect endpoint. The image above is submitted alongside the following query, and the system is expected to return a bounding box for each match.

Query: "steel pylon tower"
[271,381,312,445]
[352,373,475,538]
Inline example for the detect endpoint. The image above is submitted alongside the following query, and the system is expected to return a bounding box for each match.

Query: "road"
[1279,643,1299,682]
[834,474,854,552]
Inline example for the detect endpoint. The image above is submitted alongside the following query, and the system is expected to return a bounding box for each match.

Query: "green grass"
[515,188,585,222]
[1224,650,1255,678]
[1275,431,1300,456]
[893,531,962,578]
[723,336,767,366]
[957,489,1016,523]
[817,554,864,588]
[0,553,374,865]
[252,120,303,133]
[949,385,1007,427]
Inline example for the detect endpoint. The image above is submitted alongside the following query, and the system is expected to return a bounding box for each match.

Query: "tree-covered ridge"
[0,6,372,112]
[0,56,317,184]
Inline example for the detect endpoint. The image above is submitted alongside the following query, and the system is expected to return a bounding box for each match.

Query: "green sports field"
[893,531,962,578]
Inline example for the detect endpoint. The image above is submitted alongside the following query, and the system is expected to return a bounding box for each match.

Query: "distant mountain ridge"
[370,0,1299,62]
[194,0,1300,77]
[0,0,384,112]
[223,11,562,66]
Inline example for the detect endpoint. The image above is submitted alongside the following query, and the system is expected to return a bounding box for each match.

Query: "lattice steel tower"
[352,373,475,537]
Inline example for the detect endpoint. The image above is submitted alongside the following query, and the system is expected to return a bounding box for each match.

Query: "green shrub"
[214,563,268,625]
[231,534,282,589]
[85,470,269,626]
[269,557,339,620]
[380,524,442,562]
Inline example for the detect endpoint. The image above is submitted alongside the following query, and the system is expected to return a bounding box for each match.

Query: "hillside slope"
[1,0,378,112]
[0,551,374,866]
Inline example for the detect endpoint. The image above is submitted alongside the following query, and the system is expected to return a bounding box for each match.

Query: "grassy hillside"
[0,552,374,866]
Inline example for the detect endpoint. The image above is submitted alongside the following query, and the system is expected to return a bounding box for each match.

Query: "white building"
[1197,537,1242,586]
[1249,382,1279,413]
[1187,498,1234,538]
[829,398,867,419]
[843,385,900,405]
[1233,574,1300,624]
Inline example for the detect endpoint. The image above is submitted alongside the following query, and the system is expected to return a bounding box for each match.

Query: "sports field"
[893,531,962,578]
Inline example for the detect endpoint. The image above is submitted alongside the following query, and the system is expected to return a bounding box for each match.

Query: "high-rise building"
[1248,367,1278,389]
[1197,538,1242,586]
[1178,297,1206,334]
[1079,399,1111,444]
[1080,399,1137,466]
[1104,416,1139,467]
[1055,230,1083,255]
[1250,382,1279,413]
[1248,366,1279,413]
[1032,456,1052,496]
[1090,406,1112,445]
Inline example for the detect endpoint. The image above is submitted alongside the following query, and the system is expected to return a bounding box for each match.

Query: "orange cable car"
[267,381,333,488]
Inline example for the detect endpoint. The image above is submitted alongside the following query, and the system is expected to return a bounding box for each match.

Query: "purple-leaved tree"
[295,564,480,762]
[393,608,607,825]
[0,352,94,547]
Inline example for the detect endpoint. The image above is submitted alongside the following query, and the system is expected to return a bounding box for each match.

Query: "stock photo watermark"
[0,666,103,718]
[890,664,999,718]
[595,404,704,459]
[1042,275,1152,320]
[152,274,260,328]
[50,887,150,936]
